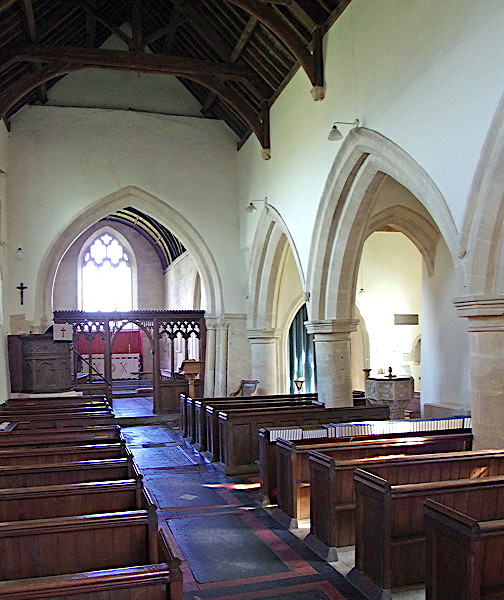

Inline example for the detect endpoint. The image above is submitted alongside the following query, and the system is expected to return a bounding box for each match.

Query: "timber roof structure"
[0,0,351,157]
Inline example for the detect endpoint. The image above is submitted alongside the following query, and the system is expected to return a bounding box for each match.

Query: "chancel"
[0,1,503,599]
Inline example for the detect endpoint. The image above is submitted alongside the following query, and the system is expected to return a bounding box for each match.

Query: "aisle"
[121,424,366,600]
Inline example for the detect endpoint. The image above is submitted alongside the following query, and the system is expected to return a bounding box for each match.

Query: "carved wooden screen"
[53,310,206,413]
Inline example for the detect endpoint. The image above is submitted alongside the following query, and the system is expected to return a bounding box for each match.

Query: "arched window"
[81,232,133,311]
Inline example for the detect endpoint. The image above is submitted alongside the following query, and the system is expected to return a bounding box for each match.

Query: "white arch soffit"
[367,205,440,277]
[36,186,224,323]
[307,128,458,320]
[247,205,306,330]
[460,93,504,296]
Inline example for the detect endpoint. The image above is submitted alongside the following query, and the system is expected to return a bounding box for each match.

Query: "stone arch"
[460,92,504,296]
[307,128,457,322]
[35,186,224,326]
[247,203,305,330]
[366,205,440,277]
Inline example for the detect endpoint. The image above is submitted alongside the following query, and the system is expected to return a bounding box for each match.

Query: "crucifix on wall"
[17,282,27,305]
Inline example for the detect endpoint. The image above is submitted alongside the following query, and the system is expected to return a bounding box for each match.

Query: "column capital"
[246,328,282,341]
[454,296,504,331]
[305,319,359,337]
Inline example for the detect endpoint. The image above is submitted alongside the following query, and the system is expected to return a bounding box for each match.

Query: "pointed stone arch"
[246,203,305,393]
[307,128,457,322]
[247,203,305,330]
[35,186,224,326]
[460,92,504,297]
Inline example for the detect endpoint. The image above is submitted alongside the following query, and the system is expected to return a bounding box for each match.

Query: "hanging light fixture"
[328,119,360,141]
[245,197,269,213]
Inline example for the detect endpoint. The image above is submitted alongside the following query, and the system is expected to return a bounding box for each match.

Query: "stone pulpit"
[365,373,414,419]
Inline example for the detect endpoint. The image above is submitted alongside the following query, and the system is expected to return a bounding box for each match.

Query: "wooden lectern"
[180,360,202,398]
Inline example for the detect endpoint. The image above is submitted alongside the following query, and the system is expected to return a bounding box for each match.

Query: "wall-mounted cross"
[17,282,27,305]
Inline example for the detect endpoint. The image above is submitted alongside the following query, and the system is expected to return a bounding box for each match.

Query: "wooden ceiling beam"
[85,0,96,47]
[0,0,17,13]
[12,45,257,81]
[223,0,324,97]
[19,0,48,105]
[130,0,143,51]
[68,0,132,47]
[191,74,270,156]
[0,63,79,118]
[202,15,257,116]
[265,0,327,29]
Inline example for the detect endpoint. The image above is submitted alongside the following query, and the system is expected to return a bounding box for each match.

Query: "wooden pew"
[195,395,321,453]
[348,470,504,599]
[216,404,390,475]
[0,510,182,600]
[0,563,177,600]
[258,416,472,506]
[5,395,110,410]
[203,398,323,461]
[2,411,116,429]
[0,424,122,448]
[0,456,140,488]
[181,392,318,443]
[0,442,128,466]
[274,432,473,529]
[424,498,504,600]
[0,479,149,521]
[1,404,113,416]
[306,447,504,561]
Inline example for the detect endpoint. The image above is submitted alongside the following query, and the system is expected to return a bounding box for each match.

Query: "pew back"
[218,405,390,475]
[0,509,158,580]
[425,499,504,600]
[0,457,138,488]
[276,432,473,526]
[0,425,122,448]
[349,470,504,595]
[0,479,149,521]
[0,442,127,466]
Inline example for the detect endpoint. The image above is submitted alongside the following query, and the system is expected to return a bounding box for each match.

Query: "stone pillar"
[305,319,359,408]
[455,297,504,449]
[246,328,281,394]
[204,318,217,397]
[214,318,229,396]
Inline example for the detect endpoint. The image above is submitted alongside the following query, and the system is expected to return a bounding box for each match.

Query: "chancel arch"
[247,204,305,394]
[306,128,464,409]
[37,186,224,327]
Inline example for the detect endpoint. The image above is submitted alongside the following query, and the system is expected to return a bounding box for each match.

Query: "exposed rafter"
[0,0,351,156]
[223,0,325,99]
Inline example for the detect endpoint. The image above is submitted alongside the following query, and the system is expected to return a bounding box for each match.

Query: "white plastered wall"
[0,122,9,400]
[6,105,245,327]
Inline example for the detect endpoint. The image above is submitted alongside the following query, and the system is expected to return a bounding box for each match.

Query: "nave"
[120,419,424,600]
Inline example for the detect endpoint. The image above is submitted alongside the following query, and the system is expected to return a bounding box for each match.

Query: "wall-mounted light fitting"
[245,197,269,213]
[15,247,24,258]
[328,119,360,141]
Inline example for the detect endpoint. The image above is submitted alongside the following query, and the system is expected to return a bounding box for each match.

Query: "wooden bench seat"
[181,392,318,444]
[0,425,122,448]
[0,479,149,521]
[424,499,504,600]
[347,470,504,599]
[306,447,504,561]
[0,442,127,466]
[5,395,110,410]
[0,456,140,488]
[203,399,323,461]
[258,417,472,506]
[217,404,390,475]
[274,432,472,528]
[0,512,182,600]
[3,412,116,429]
[0,563,176,600]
